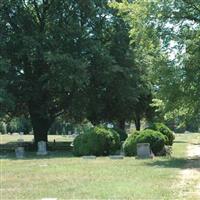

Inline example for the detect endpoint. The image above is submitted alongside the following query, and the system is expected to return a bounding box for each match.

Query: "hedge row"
[73,123,174,156]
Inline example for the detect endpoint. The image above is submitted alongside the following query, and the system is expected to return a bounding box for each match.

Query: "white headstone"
[136,143,152,158]
[37,141,48,155]
[107,123,114,128]
[15,147,25,158]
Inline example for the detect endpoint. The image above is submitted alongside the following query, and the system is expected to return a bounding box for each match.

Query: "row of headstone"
[15,141,48,158]
[15,141,153,159]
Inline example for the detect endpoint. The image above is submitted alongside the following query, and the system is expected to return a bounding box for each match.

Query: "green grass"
[1,133,199,200]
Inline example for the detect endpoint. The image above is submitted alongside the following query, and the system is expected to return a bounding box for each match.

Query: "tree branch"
[33,0,42,25]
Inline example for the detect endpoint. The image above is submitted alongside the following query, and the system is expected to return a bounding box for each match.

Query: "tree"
[148,0,200,129]
[112,0,200,131]
[0,0,102,143]
[86,3,153,131]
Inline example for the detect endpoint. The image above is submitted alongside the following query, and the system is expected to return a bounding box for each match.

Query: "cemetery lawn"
[1,133,200,200]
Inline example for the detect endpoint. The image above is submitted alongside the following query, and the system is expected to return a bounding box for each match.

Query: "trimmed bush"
[123,131,140,156]
[73,126,120,156]
[123,129,165,156]
[147,123,175,145]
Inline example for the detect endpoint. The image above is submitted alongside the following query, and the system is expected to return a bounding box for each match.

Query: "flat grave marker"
[109,155,124,159]
[82,156,96,159]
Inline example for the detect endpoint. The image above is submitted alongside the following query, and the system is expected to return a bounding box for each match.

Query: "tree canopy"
[1,0,199,142]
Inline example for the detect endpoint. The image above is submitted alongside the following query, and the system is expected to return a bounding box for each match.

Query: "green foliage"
[6,117,32,134]
[0,122,7,134]
[113,127,128,141]
[123,131,140,156]
[136,129,166,155]
[0,0,153,143]
[123,129,165,156]
[73,126,120,156]
[147,123,175,145]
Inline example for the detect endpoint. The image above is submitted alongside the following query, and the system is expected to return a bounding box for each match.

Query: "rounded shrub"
[123,131,140,156]
[123,129,165,156]
[135,129,166,155]
[73,126,120,156]
[147,123,175,145]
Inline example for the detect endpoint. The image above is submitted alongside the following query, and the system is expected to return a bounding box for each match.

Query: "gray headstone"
[15,147,25,158]
[136,143,152,158]
[37,141,48,155]
[109,155,124,159]
[68,131,72,135]
[82,156,96,159]
[20,132,24,136]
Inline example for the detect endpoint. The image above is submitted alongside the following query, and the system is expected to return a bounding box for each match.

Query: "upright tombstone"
[37,141,48,155]
[19,132,24,136]
[136,143,152,158]
[15,147,25,158]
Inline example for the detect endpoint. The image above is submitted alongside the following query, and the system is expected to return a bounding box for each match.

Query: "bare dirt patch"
[178,142,200,199]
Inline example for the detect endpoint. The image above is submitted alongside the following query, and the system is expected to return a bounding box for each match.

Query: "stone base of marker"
[82,156,96,159]
[15,147,25,158]
[136,143,153,159]
[37,141,48,155]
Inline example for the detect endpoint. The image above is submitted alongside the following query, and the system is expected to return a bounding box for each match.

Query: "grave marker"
[37,141,48,155]
[15,147,25,158]
[109,155,124,159]
[136,143,153,158]
[82,156,96,159]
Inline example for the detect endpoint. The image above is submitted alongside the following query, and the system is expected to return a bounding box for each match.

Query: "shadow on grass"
[0,141,76,160]
[146,157,200,169]
[174,141,187,144]
[0,150,75,160]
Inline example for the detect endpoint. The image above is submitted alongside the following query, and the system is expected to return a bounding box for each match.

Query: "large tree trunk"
[31,117,50,143]
[134,114,141,131]
[29,104,53,146]
[118,119,125,131]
